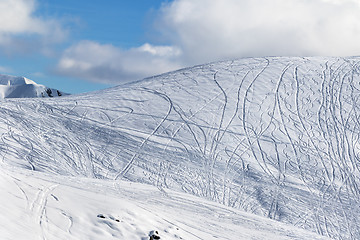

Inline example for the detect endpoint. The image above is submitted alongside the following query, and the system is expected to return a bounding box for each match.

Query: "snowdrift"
[1,57,359,239]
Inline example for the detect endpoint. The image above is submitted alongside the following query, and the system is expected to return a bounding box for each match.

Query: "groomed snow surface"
[1,57,359,239]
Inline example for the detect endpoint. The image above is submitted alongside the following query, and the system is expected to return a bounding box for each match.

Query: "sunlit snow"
[1,56,359,239]
[0,74,66,99]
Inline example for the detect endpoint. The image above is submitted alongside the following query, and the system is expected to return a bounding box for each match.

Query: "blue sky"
[1,0,360,94]
[0,0,165,93]
[37,1,162,47]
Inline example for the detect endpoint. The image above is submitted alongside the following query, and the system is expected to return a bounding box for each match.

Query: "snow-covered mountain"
[1,56,360,239]
[0,74,67,98]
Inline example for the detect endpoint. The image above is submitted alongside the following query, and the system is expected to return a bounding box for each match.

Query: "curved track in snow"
[1,57,360,239]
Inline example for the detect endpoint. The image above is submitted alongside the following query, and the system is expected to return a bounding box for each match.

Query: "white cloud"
[56,0,360,84]
[55,41,183,84]
[157,0,360,63]
[0,0,67,54]
[0,0,45,34]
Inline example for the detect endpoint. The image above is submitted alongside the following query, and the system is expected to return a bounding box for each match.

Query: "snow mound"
[0,74,67,98]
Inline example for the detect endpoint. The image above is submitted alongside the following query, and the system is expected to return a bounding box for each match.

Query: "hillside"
[1,56,360,239]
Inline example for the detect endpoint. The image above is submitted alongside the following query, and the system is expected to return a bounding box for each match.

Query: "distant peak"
[0,73,68,99]
[0,74,37,86]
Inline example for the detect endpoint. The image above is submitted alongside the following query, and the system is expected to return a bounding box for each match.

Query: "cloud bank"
[159,0,360,62]
[0,0,67,54]
[56,41,182,84]
[56,0,360,83]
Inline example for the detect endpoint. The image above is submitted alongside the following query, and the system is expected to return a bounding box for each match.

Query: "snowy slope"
[0,74,67,98]
[0,167,328,240]
[1,57,360,239]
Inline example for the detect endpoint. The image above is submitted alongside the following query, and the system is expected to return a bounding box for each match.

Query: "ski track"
[1,57,360,239]
[28,184,58,240]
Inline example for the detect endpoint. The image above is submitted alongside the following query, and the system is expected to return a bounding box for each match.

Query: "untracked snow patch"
[0,168,329,240]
